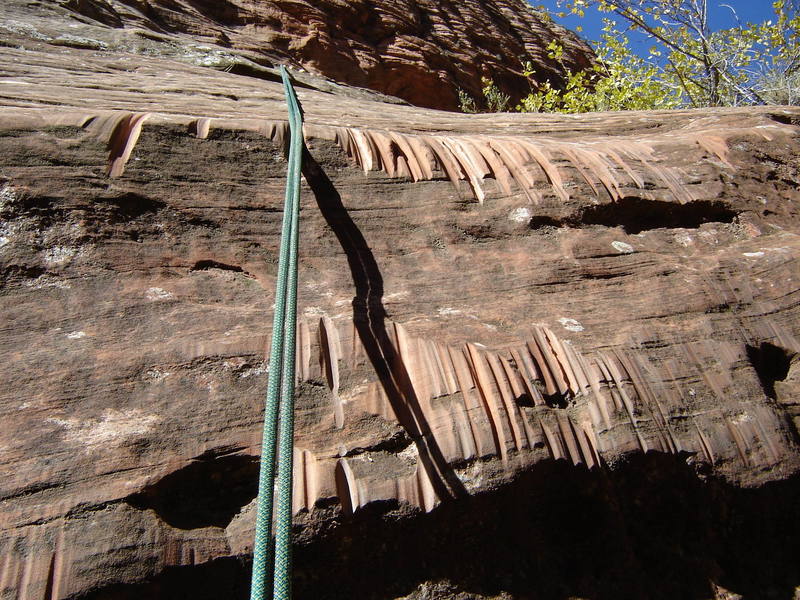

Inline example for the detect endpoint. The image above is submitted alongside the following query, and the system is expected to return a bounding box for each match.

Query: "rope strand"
[250,65,303,600]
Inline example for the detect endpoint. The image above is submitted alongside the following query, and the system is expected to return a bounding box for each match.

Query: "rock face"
[1,9,800,600]
[1,0,593,111]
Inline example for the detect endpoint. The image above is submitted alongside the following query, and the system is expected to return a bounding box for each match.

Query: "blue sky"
[532,1,779,54]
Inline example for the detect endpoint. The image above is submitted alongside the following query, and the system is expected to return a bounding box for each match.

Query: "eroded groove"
[529,198,738,234]
[577,197,738,233]
[125,454,258,529]
[341,430,414,457]
[190,260,252,277]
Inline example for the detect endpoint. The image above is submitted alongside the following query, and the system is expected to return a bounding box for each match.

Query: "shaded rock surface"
[1,12,800,600]
[0,0,593,111]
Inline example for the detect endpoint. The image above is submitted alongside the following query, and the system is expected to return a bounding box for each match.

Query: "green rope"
[250,65,303,600]
[272,67,303,600]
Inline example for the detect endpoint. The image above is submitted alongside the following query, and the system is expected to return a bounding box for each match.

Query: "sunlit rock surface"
[0,0,593,111]
[1,5,800,600]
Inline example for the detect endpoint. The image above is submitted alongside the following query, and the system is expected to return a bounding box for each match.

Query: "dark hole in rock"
[514,392,535,407]
[528,215,564,229]
[3,193,59,214]
[769,113,800,127]
[100,192,166,221]
[2,264,46,285]
[746,342,794,400]
[577,197,738,234]
[531,380,569,409]
[462,224,497,240]
[126,454,259,529]
[191,260,245,273]
[543,391,570,409]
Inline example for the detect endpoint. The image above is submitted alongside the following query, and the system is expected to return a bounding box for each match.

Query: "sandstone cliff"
[1,4,800,600]
[1,0,593,111]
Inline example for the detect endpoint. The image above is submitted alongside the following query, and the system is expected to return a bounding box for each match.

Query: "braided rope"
[250,65,303,600]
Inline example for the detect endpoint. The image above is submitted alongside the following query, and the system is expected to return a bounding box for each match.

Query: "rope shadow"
[301,149,467,504]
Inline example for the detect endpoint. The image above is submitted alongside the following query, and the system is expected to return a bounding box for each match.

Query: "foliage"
[516,37,681,113]
[459,77,511,113]
[557,0,800,108]
[758,69,800,105]
[463,0,800,114]
[481,77,511,112]
[457,88,478,113]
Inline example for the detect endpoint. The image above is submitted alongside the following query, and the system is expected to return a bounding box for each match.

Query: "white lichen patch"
[144,368,171,381]
[0,183,16,210]
[698,230,719,244]
[43,246,77,266]
[239,363,268,379]
[558,318,584,332]
[742,251,765,258]
[24,275,71,290]
[145,287,173,301]
[508,207,532,223]
[66,331,86,339]
[383,291,409,301]
[454,459,489,493]
[611,241,635,254]
[52,34,107,50]
[397,442,419,466]
[0,20,51,41]
[303,306,326,318]
[674,232,694,247]
[438,307,462,316]
[183,45,240,68]
[339,382,370,403]
[730,412,753,424]
[222,357,268,379]
[0,222,15,249]
[48,409,161,448]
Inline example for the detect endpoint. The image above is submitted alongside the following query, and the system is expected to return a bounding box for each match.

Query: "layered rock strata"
[0,29,800,600]
[1,0,593,110]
